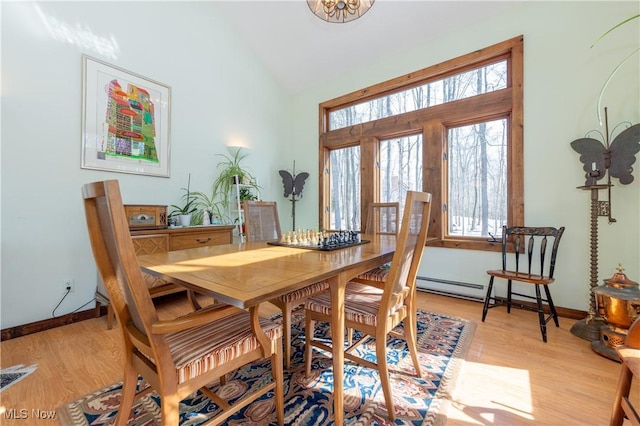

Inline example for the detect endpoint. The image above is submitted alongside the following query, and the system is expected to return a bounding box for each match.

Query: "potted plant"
[236,186,259,236]
[239,186,258,202]
[191,188,226,225]
[212,148,260,208]
[169,174,197,227]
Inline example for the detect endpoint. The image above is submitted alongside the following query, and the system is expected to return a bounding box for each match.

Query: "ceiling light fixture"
[307,0,374,24]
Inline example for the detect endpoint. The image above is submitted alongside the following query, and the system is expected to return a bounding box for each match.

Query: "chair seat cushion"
[305,282,404,326]
[275,281,329,304]
[166,311,282,383]
[355,263,391,282]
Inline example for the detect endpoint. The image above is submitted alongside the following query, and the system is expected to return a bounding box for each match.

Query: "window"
[328,146,361,230]
[329,60,507,131]
[380,135,423,211]
[318,37,523,251]
[447,119,507,238]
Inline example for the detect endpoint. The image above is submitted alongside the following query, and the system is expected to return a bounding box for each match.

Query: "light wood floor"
[0,292,635,425]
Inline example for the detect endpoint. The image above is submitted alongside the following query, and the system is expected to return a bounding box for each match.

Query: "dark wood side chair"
[351,202,400,289]
[242,200,329,369]
[482,225,565,342]
[82,180,284,425]
[610,316,640,426]
[304,191,432,422]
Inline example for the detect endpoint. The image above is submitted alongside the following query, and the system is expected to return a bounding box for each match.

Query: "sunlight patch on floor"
[446,360,535,425]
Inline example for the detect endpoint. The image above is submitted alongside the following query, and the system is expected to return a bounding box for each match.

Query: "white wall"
[289,1,640,310]
[1,1,638,329]
[1,2,290,328]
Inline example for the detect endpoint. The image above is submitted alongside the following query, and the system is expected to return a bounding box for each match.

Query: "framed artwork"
[81,55,171,177]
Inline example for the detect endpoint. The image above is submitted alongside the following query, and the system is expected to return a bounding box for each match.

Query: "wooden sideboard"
[96,225,235,328]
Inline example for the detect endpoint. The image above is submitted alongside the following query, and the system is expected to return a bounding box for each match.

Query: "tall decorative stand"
[279,162,309,232]
[569,113,639,341]
[570,183,609,340]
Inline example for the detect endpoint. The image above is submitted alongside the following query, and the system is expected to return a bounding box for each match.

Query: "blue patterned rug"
[59,310,475,425]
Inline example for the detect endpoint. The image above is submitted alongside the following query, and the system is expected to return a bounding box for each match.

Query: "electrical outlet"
[63,279,74,292]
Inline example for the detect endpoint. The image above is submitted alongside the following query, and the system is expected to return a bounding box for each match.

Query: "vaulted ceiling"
[215,1,520,93]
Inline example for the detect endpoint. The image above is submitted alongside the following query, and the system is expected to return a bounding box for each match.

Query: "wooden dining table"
[137,233,396,425]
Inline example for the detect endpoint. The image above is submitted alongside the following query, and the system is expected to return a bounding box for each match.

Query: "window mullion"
[360,137,378,229]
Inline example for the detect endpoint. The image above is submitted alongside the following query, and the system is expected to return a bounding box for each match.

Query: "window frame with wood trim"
[318,36,523,252]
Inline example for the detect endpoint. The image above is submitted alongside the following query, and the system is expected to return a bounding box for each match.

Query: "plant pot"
[178,214,192,227]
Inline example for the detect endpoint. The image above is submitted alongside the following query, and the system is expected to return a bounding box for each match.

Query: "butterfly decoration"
[279,163,309,230]
[571,123,640,185]
[279,169,309,198]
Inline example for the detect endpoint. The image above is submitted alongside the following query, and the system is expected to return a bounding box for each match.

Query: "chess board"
[267,230,370,251]
[267,239,370,251]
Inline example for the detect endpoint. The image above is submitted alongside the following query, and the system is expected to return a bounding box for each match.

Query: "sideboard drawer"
[170,231,231,250]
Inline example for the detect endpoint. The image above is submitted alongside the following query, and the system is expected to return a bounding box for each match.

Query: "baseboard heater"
[416,275,485,302]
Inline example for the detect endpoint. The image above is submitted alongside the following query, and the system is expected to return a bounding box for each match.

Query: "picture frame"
[81,55,171,177]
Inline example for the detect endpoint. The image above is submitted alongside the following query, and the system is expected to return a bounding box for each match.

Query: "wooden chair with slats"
[304,191,432,421]
[243,201,329,369]
[482,225,565,342]
[82,180,284,426]
[352,202,400,289]
[243,201,282,242]
[610,316,640,426]
[101,235,188,329]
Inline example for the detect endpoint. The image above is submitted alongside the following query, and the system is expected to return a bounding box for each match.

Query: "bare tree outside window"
[319,37,523,250]
[329,146,361,230]
[329,61,507,131]
[447,119,507,238]
[380,135,423,212]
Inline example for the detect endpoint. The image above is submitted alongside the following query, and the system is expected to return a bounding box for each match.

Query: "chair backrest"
[500,226,565,278]
[82,180,159,346]
[380,191,432,314]
[627,316,640,349]
[364,202,400,236]
[243,201,282,242]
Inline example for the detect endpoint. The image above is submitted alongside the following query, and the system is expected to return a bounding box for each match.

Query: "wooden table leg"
[329,274,346,425]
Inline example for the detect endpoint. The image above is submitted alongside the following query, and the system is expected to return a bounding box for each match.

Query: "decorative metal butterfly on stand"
[571,122,640,186]
[279,163,309,230]
[279,169,309,199]
[571,116,640,224]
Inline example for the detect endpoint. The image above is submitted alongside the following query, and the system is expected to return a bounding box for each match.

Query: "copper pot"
[593,268,640,329]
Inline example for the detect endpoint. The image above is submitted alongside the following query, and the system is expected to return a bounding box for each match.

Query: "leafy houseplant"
[212,148,260,208]
[170,174,197,226]
[191,189,226,225]
[239,186,258,202]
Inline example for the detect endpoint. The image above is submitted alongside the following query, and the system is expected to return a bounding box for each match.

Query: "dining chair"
[304,191,432,422]
[243,201,282,242]
[82,180,284,426]
[351,202,400,289]
[481,225,565,342]
[610,316,640,426]
[243,200,329,369]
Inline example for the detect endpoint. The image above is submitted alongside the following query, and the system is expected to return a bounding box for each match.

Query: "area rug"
[0,364,37,392]
[58,310,475,425]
